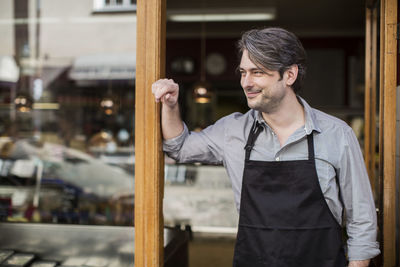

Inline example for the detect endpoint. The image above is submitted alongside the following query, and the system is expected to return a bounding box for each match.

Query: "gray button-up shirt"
[163,97,380,261]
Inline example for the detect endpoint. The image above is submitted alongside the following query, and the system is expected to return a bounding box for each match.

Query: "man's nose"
[241,74,254,89]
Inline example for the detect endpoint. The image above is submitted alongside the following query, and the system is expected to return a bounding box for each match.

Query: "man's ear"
[285,65,298,86]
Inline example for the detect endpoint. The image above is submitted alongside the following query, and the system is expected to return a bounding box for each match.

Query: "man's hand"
[348,260,370,267]
[152,79,179,108]
[151,78,184,140]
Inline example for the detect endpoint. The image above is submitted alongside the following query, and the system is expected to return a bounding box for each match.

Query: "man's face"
[239,50,289,114]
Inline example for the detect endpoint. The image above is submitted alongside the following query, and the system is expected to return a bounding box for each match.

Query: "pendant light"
[193,18,212,104]
[15,76,33,113]
[14,0,41,114]
[100,80,115,115]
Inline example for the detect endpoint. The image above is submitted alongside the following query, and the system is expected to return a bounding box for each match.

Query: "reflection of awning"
[69,53,136,81]
[0,56,20,83]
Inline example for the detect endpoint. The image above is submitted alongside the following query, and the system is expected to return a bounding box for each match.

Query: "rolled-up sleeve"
[163,123,190,155]
[338,128,380,260]
[163,115,232,165]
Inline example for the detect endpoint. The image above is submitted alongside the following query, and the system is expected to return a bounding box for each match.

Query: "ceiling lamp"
[192,19,214,104]
[193,83,212,104]
[100,97,114,115]
[14,93,33,113]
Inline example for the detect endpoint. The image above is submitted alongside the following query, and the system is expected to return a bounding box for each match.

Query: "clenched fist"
[152,79,179,108]
[151,79,183,139]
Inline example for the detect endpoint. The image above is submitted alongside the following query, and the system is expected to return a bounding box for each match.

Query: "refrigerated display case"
[0,138,189,267]
[0,223,189,267]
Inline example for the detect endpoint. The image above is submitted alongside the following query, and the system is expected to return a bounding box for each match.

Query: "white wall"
[0,0,15,56]
[40,0,137,67]
[0,0,137,66]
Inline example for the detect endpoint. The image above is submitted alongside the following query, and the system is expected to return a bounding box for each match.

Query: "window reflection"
[0,0,136,226]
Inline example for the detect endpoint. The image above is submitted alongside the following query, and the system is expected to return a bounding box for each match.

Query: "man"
[152,27,379,267]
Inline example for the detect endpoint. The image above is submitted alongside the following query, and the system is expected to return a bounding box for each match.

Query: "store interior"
[0,0,371,266]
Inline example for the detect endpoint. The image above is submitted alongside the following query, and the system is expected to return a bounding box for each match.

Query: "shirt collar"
[253,96,321,135]
[298,96,321,134]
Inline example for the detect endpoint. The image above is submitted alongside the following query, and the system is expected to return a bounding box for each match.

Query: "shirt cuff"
[347,242,380,261]
[163,123,189,152]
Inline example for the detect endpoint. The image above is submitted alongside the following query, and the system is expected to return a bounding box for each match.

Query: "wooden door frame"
[134,0,166,266]
[366,0,398,265]
[364,2,378,198]
[380,0,397,266]
[365,0,398,266]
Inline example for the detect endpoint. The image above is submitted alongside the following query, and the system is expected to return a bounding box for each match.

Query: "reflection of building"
[0,0,137,148]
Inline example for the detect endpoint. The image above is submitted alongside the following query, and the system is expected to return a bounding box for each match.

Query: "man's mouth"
[246,90,261,98]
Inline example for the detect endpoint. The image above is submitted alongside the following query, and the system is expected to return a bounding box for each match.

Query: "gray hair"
[237,27,307,94]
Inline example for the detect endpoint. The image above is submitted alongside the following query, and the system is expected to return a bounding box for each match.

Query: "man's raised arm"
[152,79,184,140]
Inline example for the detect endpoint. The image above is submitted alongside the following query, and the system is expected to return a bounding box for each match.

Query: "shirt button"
[275,157,280,161]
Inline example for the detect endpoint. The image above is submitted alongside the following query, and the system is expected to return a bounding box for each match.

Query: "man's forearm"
[348,259,370,267]
[161,103,184,140]
[152,79,184,140]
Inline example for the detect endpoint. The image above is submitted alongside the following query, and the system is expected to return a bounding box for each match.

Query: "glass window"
[0,0,136,226]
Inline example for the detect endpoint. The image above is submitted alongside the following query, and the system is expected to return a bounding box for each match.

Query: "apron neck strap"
[307,132,315,160]
[245,120,316,161]
[244,120,264,160]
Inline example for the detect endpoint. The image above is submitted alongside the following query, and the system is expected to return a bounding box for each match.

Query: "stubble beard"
[247,89,286,114]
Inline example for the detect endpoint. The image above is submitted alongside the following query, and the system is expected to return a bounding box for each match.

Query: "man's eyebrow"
[236,66,265,74]
[239,67,264,72]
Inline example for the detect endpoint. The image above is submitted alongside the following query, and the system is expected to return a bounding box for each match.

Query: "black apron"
[233,121,346,267]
